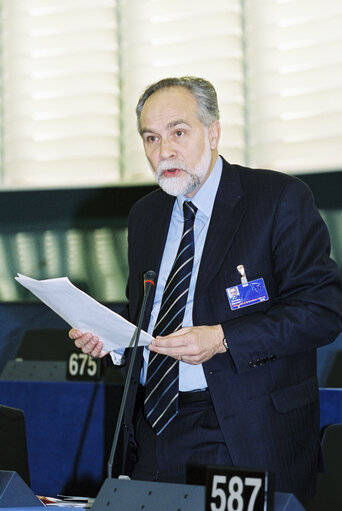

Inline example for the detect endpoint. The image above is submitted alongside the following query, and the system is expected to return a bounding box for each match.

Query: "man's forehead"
[142,87,197,113]
[140,88,199,132]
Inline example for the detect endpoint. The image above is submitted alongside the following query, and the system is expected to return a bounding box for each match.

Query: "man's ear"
[208,120,221,150]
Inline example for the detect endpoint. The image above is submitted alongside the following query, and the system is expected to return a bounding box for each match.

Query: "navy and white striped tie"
[144,201,197,435]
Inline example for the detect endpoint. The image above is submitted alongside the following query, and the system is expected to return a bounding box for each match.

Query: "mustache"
[156,160,189,176]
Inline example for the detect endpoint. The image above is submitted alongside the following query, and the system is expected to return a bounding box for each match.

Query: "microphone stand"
[107,270,156,479]
[92,270,204,510]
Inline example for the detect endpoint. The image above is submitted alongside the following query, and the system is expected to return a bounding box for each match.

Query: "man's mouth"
[161,168,183,178]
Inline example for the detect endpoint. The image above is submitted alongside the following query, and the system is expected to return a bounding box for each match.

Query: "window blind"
[119,0,245,181]
[244,0,342,173]
[0,0,120,188]
[0,0,342,189]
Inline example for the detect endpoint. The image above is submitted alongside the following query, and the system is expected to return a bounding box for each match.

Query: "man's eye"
[175,130,184,137]
[146,135,157,143]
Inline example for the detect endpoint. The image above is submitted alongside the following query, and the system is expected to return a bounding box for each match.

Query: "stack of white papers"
[38,495,94,508]
[15,274,153,352]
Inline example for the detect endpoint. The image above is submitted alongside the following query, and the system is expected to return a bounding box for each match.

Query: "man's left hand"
[148,324,226,364]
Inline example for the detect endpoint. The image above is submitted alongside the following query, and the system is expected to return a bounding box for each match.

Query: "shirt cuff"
[110,348,125,366]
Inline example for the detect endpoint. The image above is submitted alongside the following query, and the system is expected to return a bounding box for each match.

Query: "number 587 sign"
[206,466,273,511]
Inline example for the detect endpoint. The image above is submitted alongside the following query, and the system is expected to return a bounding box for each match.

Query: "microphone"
[144,270,157,292]
[107,270,156,479]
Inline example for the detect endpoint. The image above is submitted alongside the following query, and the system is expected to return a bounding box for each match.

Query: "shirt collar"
[176,155,223,219]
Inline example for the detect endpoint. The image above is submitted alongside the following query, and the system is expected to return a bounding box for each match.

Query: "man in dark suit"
[70,76,342,503]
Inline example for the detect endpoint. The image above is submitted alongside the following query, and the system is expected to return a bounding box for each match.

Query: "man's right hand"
[68,329,109,358]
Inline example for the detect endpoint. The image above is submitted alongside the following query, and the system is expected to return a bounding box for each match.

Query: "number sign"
[206,466,273,511]
[67,352,102,381]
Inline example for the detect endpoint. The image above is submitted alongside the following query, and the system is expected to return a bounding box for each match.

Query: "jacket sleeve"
[222,178,342,373]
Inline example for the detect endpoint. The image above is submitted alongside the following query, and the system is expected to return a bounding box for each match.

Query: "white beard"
[151,136,212,197]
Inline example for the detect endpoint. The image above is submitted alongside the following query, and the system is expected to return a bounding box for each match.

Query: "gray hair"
[136,76,220,134]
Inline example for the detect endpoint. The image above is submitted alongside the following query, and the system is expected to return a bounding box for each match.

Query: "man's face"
[139,86,220,197]
[230,287,238,298]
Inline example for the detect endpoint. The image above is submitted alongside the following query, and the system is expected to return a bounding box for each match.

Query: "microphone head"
[144,270,156,288]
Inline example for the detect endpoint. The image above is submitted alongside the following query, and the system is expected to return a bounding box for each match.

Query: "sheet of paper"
[15,274,153,352]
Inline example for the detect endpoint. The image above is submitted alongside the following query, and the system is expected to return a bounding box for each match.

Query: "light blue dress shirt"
[140,156,223,391]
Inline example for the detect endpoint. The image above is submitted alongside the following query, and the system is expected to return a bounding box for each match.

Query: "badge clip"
[237,265,248,287]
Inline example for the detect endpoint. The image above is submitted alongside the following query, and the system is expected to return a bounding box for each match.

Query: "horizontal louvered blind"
[1,0,342,189]
[244,0,342,173]
[119,0,245,181]
[0,0,120,188]
[0,0,245,187]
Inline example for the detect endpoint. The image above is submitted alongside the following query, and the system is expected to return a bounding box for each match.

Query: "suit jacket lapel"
[195,159,245,301]
[142,192,175,328]
[139,159,245,325]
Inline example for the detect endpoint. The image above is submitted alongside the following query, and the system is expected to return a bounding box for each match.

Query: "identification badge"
[226,278,269,310]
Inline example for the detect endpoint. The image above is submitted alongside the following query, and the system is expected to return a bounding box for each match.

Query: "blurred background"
[0,0,341,304]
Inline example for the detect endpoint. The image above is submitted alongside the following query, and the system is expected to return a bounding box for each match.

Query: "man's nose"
[159,137,176,160]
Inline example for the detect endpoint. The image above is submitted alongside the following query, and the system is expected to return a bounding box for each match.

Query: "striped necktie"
[144,200,197,435]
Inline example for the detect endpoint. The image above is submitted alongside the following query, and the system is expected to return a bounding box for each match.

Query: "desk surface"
[5,508,76,511]
[3,491,307,511]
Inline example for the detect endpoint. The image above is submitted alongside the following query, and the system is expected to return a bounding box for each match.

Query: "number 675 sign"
[206,466,273,511]
[67,352,102,381]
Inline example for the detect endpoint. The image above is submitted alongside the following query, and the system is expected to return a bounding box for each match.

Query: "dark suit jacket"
[120,157,342,502]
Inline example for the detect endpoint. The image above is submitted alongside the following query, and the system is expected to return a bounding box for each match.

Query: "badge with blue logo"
[226,265,269,311]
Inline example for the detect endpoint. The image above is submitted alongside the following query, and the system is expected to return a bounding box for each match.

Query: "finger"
[89,341,104,358]
[150,338,205,361]
[152,333,190,348]
[69,328,83,340]
[75,334,97,351]
[81,337,101,354]
[74,332,92,348]
[149,343,188,358]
